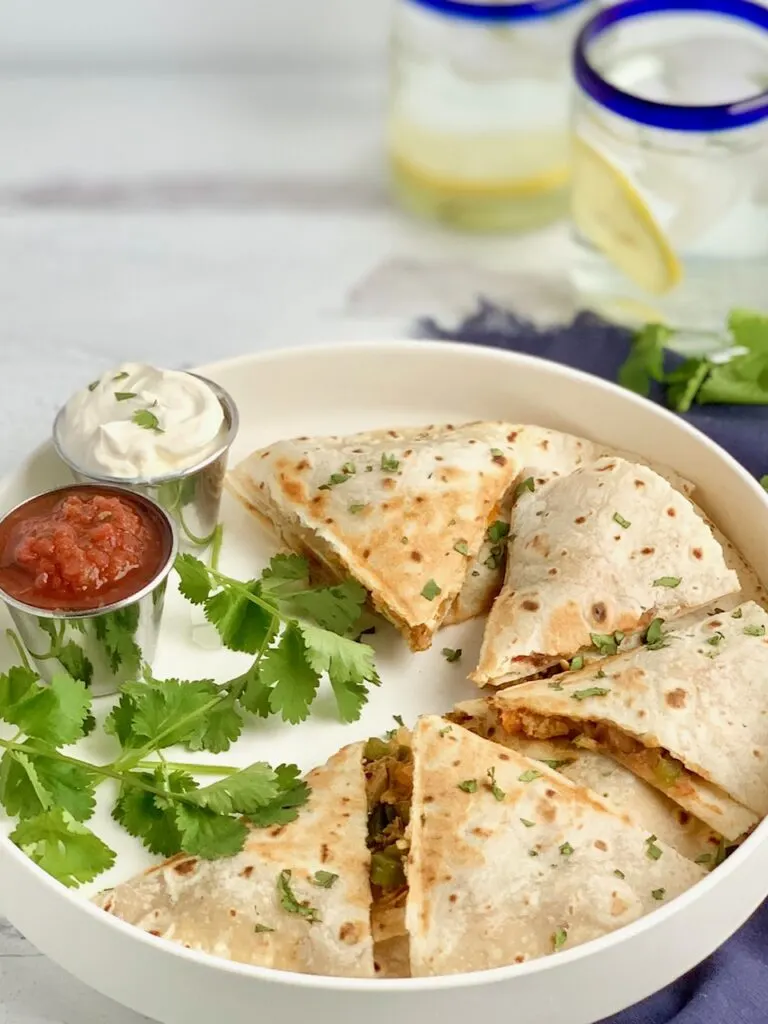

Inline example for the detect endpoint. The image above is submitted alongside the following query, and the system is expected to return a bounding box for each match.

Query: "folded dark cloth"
[419,300,768,1024]
[419,303,768,480]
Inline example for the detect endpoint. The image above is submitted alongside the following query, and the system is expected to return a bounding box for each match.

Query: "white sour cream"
[57,363,227,479]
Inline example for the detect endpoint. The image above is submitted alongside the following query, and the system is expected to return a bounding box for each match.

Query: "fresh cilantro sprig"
[618,309,768,413]
[0,663,310,888]
[174,552,380,724]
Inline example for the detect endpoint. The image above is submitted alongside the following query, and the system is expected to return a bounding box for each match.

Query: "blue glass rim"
[574,0,768,132]
[405,0,588,22]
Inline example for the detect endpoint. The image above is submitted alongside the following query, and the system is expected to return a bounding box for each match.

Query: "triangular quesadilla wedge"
[472,456,739,686]
[482,601,768,841]
[93,743,375,978]
[227,422,522,650]
[451,698,723,864]
[406,716,705,977]
[446,427,696,626]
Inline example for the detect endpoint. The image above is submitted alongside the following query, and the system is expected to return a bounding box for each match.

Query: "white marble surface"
[0,65,574,1022]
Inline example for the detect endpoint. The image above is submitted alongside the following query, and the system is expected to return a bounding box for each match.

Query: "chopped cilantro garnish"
[614,869,625,879]
[112,371,130,381]
[644,617,667,650]
[393,714,405,728]
[277,869,321,922]
[706,631,724,646]
[528,849,539,857]
[653,576,681,588]
[490,448,504,458]
[569,655,584,671]
[571,687,610,701]
[695,853,713,865]
[613,512,631,529]
[380,453,400,473]
[541,758,575,771]
[453,540,470,556]
[744,624,766,637]
[439,725,453,737]
[486,520,510,544]
[458,779,478,793]
[132,409,164,433]
[487,766,505,801]
[651,888,666,901]
[645,835,663,861]
[590,633,619,656]
[348,503,367,514]
[115,391,137,402]
[731,608,743,619]
[520,818,535,828]
[87,379,100,392]
[514,476,535,499]
[559,842,574,857]
[518,769,541,783]
[312,870,338,888]
[595,668,606,679]
[441,648,462,663]
[341,462,356,475]
[253,923,275,933]
[421,579,441,601]
[552,927,568,951]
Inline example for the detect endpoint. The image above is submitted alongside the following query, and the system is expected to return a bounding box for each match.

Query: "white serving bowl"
[1,340,767,1024]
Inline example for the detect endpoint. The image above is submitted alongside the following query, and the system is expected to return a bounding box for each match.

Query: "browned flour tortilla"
[447,426,697,626]
[93,743,375,978]
[226,422,522,651]
[472,456,739,686]
[483,601,768,841]
[452,698,723,864]
[406,717,705,977]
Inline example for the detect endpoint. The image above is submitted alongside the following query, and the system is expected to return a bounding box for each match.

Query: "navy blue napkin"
[419,302,768,480]
[418,300,768,1024]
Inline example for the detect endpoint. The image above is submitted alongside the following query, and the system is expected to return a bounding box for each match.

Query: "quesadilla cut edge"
[451,698,725,865]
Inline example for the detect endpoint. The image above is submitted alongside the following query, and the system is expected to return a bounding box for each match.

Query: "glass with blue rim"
[570,0,768,330]
[388,0,595,232]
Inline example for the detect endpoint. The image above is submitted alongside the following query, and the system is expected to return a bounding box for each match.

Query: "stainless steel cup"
[52,374,239,555]
[0,485,177,697]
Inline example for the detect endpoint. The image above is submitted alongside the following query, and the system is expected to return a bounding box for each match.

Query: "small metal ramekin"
[0,485,177,697]
[52,374,239,554]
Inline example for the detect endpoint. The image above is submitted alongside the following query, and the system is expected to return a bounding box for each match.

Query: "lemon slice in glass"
[572,137,683,295]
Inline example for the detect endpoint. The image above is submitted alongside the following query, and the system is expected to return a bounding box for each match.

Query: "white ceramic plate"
[2,341,768,1024]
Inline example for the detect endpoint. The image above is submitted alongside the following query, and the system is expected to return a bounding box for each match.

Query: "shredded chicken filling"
[364,729,413,928]
[498,707,688,790]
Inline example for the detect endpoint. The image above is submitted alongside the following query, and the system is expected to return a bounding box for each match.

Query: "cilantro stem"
[135,759,240,776]
[0,739,239,806]
[5,630,32,672]
[178,508,220,549]
[209,524,224,571]
[206,568,287,620]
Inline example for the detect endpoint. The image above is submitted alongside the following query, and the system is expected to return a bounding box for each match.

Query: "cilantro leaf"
[174,553,214,604]
[0,666,40,720]
[277,869,321,922]
[260,554,310,598]
[299,624,379,723]
[260,624,320,724]
[189,762,279,815]
[282,580,366,635]
[312,870,338,888]
[653,576,681,588]
[205,581,276,654]
[0,751,51,819]
[618,323,669,397]
[246,764,310,828]
[697,350,768,406]
[132,408,164,433]
[11,808,115,887]
[421,579,441,601]
[112,770,193,857]
[107,679,223,751]
[184,692,243,754]
[665,358,712,413]
[237,661,274,719]
[486,520,510,544]
[728,308,768,352]
[5,673,91,747]
[94,605,141,676]
[175,803,248,859]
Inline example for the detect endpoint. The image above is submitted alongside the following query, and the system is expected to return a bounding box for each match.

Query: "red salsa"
[0,486,171,611]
